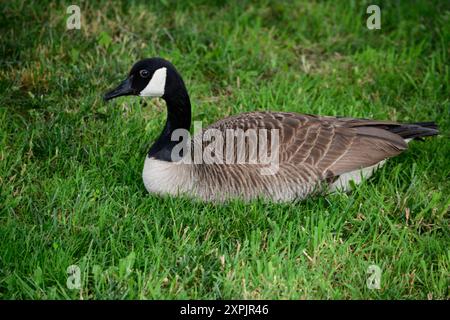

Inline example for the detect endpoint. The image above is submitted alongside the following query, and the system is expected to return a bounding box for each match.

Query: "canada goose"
[104,57,439,202]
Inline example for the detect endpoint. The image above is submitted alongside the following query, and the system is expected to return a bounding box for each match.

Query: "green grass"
[1,0,449,299]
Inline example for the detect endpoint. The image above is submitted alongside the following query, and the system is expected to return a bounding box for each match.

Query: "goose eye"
[140,69,150,78]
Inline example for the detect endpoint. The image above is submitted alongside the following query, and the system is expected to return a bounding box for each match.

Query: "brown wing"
[204,111,407,179]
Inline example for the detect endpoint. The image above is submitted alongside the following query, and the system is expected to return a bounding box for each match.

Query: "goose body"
[104,58,439,202]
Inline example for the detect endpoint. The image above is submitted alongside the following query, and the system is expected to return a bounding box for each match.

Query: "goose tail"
[388,122,439,141]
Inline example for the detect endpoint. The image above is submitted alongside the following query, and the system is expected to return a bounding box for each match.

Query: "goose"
[103,57,439,202]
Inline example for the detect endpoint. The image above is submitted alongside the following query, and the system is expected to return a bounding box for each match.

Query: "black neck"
[147,84,191,161]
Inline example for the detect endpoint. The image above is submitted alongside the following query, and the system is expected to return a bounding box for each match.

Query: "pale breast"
[142,157,194,196]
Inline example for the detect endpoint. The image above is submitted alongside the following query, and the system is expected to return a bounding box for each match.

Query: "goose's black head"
[103,57,184,101]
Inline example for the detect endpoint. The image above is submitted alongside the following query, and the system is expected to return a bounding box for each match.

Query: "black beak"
[103,75,135,101]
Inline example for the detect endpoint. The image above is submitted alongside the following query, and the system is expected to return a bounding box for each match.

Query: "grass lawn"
[0,0,449,299]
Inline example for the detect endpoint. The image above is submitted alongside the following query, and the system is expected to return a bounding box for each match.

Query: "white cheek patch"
[140,67,167,97]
